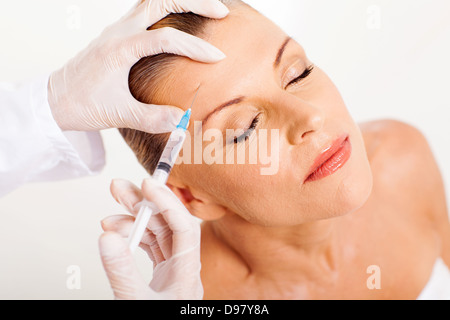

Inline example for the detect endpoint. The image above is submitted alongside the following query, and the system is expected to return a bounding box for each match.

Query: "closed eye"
[286,65,314,88]
[233,114,261,144]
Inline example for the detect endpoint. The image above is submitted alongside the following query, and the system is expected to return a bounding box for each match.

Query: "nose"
[285,100,324,145]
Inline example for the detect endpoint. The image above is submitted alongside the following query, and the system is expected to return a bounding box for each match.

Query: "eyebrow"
[202,36,293,125]
[202,96,245,125]
[274,37,292,68]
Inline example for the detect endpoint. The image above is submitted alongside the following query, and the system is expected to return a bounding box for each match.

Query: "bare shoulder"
[359,119,437,214]
[359,119,430,162]
[359,119,450,262]
[359,119,437,186]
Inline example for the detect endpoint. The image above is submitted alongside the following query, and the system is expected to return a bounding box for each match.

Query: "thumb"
[99,232,150,300]
[131,102,185,133]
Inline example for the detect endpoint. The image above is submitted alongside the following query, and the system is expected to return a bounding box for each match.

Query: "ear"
[166,183,227,221]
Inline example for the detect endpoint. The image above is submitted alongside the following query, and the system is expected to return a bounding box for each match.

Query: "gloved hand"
[48,0,229,134]
[99,178,203,300]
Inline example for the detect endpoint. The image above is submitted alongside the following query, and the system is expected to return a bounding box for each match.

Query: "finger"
[147,213,174,258]
[99,232,150,300]
[148,238,166,265]
[142,0,229,27]
[128,103,185,134]
[115,212,175,264]
[101,215,162,265]
[141,178,193,229]
[110,179,143,213]
[162,0,230,19]
[161,210,201,258]
[138,242,157,265]
[128,27,226,63]
[101,215,135,234]
[141,179,201,255]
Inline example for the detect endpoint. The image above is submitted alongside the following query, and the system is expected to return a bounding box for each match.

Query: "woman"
[102,0,450,299]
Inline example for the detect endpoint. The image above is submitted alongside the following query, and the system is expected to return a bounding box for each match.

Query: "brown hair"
[121,1,240,174]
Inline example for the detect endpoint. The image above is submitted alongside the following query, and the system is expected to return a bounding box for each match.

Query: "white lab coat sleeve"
[0,75,106,197]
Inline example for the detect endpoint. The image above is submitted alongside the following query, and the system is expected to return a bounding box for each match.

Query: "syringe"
[128,90,198,252]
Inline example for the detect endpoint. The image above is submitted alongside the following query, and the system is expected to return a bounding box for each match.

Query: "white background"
[0,0,449,299]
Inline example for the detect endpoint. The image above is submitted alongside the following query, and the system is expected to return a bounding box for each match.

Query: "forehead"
[156,6,288,116]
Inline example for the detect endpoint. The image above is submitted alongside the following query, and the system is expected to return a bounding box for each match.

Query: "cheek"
[311,68,352,117]
[182,160,282,225]
[213,165,271,211]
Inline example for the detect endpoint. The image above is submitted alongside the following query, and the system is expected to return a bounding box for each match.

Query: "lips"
[304,134,352,183]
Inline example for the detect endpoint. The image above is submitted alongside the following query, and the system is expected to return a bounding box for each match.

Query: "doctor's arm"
[0,77,105,197]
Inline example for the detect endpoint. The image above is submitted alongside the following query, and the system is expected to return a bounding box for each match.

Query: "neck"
[209,213,344,281]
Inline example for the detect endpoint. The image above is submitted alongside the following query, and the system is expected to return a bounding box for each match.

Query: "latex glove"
[48,0,229,134]
[99,178,203,300]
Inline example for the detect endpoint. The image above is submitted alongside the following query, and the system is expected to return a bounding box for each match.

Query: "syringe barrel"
[153,128,186,184]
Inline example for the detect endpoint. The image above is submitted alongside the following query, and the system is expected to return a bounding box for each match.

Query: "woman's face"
[154,5,373,227]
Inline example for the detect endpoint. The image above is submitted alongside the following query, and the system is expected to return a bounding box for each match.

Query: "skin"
[124,4,450,299]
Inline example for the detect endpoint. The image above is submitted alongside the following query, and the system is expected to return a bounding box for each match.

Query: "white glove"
[99,178,203,300]
[48,0,229,134]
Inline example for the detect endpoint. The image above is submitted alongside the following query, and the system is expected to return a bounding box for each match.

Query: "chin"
[310,141,374,222]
